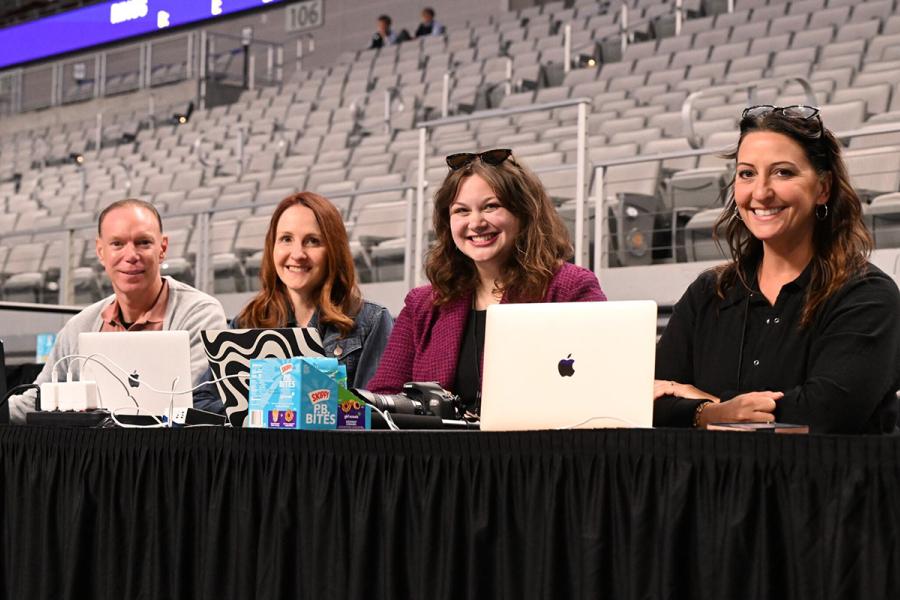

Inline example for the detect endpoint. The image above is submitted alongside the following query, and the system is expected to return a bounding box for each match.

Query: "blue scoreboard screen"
[0,0,284,69]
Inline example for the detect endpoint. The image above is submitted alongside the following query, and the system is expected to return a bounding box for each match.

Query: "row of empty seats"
[2,0,900,303]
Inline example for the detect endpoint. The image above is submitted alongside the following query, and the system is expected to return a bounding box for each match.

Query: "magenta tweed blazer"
[366,262,606,394]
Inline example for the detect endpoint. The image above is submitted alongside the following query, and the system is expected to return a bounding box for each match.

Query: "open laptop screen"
[479,301,657,431]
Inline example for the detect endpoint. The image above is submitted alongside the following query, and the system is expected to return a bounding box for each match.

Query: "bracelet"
[693,400,713,429]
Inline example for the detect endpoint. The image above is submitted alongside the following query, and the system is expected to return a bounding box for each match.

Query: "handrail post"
[675,0,683,36]
[186,32,194,79]
[80,165,87,206]
[296,38,304,75]
[574,100,587,266]
[384,89,391,135]
[196,211,211,293]
[112,159,133,196]
[199,30,208,110]
[403,187,414,290]
[95,112,103,157]
[276,45,284,83]
[415,127,427,288]
[237,128,245,177]
[58,228,73,306]
[593,166,605,274]
[441,73,450,118]
[146,41,153,87]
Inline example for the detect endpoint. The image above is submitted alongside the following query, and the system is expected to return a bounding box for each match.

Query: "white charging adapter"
[40,381,99,412]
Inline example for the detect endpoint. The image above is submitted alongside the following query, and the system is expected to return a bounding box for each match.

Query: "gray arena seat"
[866,193,900,249]
[684,208,728,262]
[844,146,900,201]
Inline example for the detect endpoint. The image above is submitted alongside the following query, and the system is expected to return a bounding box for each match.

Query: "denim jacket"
[197,300,394,413]
[306,300,394,389]
[231,300,393,389]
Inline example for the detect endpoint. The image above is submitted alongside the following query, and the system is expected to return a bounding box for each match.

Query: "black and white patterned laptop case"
[201,328,326,427]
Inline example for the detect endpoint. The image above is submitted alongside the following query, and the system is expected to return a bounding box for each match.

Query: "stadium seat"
[684,207,727,262]
[866,193,900,249]
[844,146,900,201]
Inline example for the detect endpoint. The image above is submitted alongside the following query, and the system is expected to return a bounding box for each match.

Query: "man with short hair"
[414,8,445,37]
[369,14,410,49]
[9,199,227,423]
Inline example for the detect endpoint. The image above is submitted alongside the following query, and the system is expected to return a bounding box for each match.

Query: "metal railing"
[3,118,900,306]
[590,122,900,273]
[681,77,818,148]
[1,29,283,118]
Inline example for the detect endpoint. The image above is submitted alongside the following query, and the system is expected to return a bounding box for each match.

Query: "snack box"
[247,357,370,430]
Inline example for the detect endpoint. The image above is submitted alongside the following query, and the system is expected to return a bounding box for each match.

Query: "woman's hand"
[696,391,784,428]
[654,379,719,402]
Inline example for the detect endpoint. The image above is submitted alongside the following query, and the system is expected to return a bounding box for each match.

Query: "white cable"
[556,415,641,429]
[168,377,178,428]
[65,353,140,409]
[53,353,381,430]
[52,353,249,395]
[365,402,400,431]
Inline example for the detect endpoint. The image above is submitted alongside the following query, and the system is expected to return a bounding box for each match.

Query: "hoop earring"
[815,204,829,221]
[732,205,743,221]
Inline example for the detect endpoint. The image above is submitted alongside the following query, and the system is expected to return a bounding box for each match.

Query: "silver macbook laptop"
[479,301,657,431]
[78,330,194,414]
[201,328,325,427]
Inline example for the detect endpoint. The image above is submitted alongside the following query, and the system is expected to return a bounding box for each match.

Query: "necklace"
[469,296,484,410]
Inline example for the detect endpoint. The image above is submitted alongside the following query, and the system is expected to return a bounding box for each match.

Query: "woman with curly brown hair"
[367,149,606,414]
[654,106,900,433]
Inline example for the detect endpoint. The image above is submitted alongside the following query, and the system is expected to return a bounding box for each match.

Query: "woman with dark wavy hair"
[367,149,605,413]
[235,192,393,388]
[654,106,900,433]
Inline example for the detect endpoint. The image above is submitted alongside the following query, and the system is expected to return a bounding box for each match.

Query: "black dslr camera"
[352,382,464,420]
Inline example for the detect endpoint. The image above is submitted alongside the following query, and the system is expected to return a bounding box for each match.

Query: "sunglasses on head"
[446,148,513,171]
[741,104,823,136]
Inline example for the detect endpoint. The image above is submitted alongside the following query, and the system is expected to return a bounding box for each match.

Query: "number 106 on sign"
[286,0,323,32]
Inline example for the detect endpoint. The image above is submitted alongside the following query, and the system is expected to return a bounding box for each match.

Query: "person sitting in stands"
[232,192,393,389]
[369,14,411,49]
[8,199,227,423]
[654,105,900,433]
[414,7,445,37]
[366,149,606,415]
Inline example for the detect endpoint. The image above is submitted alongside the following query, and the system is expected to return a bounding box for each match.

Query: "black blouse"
[453,309,486,414]
[654,263,900,433]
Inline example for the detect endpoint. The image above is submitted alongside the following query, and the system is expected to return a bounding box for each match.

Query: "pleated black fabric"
[0,426,898,599]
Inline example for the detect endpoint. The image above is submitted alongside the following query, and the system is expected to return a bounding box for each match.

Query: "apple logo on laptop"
[129,370,141,388]
[557,354,575,377]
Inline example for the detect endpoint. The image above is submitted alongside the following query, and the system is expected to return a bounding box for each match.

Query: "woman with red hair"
[235,192,393,388]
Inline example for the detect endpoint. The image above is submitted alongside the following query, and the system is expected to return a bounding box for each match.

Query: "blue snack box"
[248,357,369,430]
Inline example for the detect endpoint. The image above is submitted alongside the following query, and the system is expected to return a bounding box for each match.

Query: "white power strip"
[40,381,99,411]
[171,407,189,425]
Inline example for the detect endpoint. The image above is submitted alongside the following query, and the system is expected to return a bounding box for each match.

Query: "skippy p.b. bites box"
[247,357,371,430]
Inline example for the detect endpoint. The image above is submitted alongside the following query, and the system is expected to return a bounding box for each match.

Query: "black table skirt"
[0,426,897,599]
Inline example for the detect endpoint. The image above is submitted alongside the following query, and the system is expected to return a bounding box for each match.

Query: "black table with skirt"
[0,426,897,599]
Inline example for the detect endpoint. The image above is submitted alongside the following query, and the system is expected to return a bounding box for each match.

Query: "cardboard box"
[247,357,370,430]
